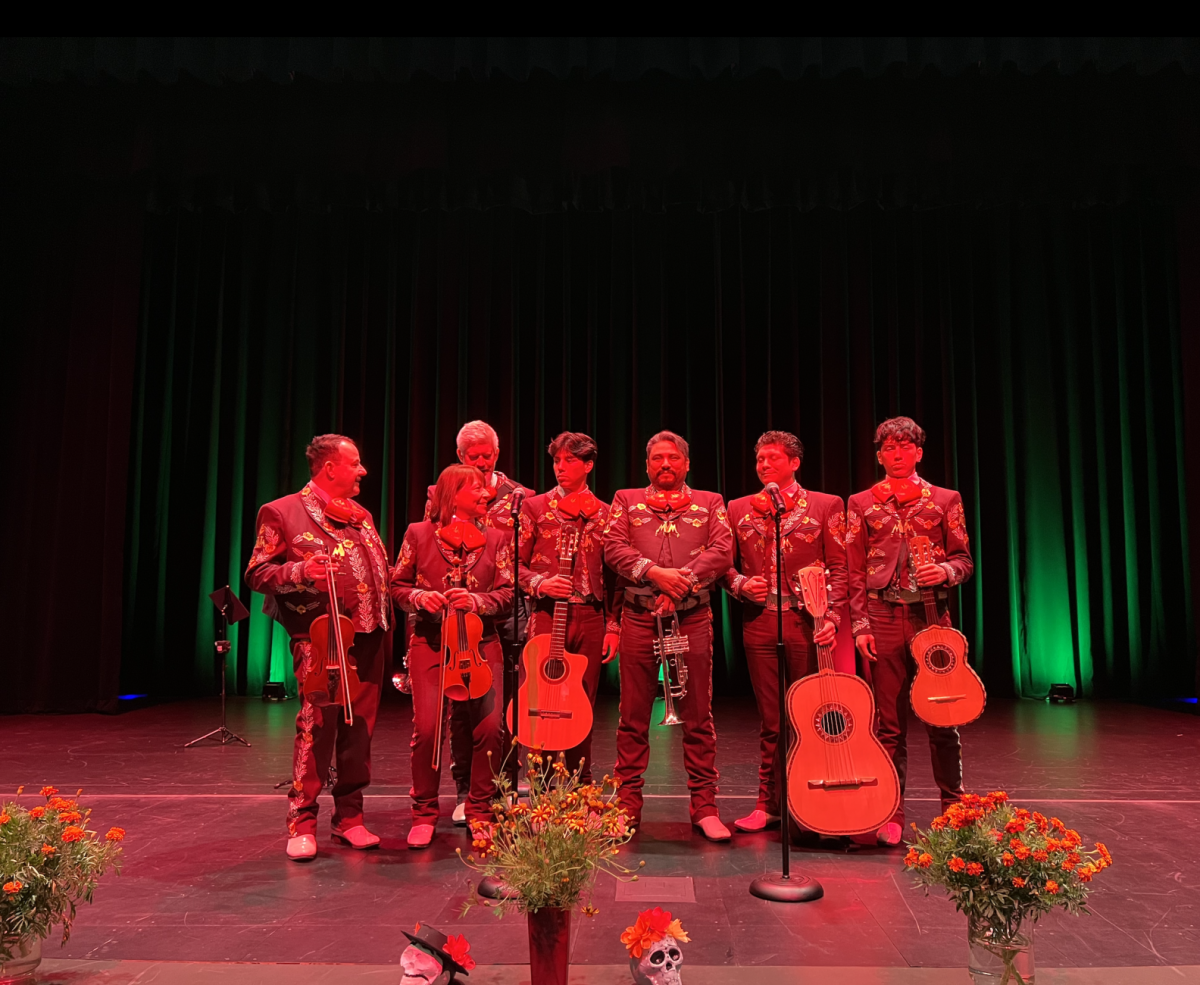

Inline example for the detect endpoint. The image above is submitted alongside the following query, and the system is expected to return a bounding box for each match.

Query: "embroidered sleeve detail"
[631,557,655,583]
[729,573,747,598]
[473,593,496,616]
[947,501,970,546]
[828,511,847,548]
[606,617,621,635]
[845,510,863,544]
[940,562,959,587]
[852,617,871,636]
[530,573,546,596]
[248,523,281,571]
[826,607,842,629]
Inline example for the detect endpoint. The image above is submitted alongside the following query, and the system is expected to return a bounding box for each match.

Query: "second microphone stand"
[749,492,823,903]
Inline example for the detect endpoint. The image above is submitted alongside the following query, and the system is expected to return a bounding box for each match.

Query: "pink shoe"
[876,822,904,846]
[331,824,381,850]
[286,834,317,861]
[695,816,732,842]
[407,823,435,849]
[733,809,781,832]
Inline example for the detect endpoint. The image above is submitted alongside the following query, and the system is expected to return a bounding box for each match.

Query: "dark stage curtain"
[112,203,1194,709]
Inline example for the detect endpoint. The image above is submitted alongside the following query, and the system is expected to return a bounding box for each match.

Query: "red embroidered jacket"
[517,487,621,634]
[845,475,973,637]
[423,470,535,533]
[721,485,848,626]
[389,521,514,638]
[602,484,734,600]
[245,483,391,638]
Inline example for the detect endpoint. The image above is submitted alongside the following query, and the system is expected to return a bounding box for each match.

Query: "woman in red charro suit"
[390,465,514,849]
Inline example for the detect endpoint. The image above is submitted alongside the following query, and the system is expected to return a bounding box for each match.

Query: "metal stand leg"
[186,635,251,748]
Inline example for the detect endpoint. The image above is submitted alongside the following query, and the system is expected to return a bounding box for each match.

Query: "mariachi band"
[246,416,976,862]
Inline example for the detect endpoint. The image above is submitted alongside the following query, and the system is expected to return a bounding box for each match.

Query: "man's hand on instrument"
[855,633,877,662]
[419,591,448,613]
[538,574,574,600]
[652,594,677,616]
[916,563,948,587]
[647,565,693,601]
[741,575,769,603]
[814,622,838,646]
[303,553,340,582]
[444,587,475,611]
[602,633,619,663]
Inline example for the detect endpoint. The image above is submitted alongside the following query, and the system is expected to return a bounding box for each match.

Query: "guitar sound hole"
[542,658,566,683]
[924,645,956,675]
[813,703,853,743]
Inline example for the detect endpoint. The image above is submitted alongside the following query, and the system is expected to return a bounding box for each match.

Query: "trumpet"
[653,611,690,726]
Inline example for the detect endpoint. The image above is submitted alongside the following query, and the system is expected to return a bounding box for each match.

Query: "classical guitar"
[907,535,986,727]
[786,563,900,836]
[303,541,368,724]
[508,499,595,751]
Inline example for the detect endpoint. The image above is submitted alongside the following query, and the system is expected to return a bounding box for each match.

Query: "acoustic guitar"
[507,521,593,751]
[907,535,986,727]
[786,563,900,836]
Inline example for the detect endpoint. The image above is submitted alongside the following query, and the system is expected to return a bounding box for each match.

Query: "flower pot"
[527,905,570,985]
[0,936,42,984]
[967,915,1034,985]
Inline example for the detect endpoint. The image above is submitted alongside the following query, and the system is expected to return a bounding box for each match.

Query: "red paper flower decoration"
[444,933,476,972]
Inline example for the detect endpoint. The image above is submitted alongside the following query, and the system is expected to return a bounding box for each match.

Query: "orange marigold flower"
[966,862,984,876]
[1032,812,1049,833]
[988,791,1009,804]
[2,881,22,893]
[29,806,45,819]
[1032,849,1049,862]
[1096,842,1113,867]
[1011,877,1026,888]
[1063,829,1082,848]
[47,797,75,811]
[0,813,9,825]
[1061,861,1076,872]
[40,786,59,798]
[1005,818,1027,833]
[1014,844,1031,861]
[1077,864,1095,883]
[961,794,982,807]
[1045,880,1060,894]
[904,848,921,867]
[1001,852,1016,867]
[582,905,599,917]
[1066,852,1081,865]
[40,843,56,856]
[930,815,948,831]
[1050,816,1066,832]
[61,825,86,843]
[57,810,83,824]
[948,856,967,873]
[918,853,933,868]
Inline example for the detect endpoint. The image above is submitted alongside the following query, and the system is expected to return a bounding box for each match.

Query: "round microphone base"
[749,871,824,903]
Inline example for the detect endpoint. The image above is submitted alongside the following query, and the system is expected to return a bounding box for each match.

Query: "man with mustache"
[245,435,390,861]
[846,416,972,845]
[603,430,735,841]
[721,430,848,833]
[421,420,533,825]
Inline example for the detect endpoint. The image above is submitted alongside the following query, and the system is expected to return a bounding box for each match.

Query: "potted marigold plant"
[905,791,1112,985]
[458,754,642,985]
[1,786,125,982]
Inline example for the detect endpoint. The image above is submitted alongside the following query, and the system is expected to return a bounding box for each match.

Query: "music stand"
[186,586,251,748]
[749,498,823,903]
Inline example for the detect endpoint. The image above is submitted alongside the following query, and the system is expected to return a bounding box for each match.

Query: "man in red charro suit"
[603,430,735,841]
[721,430,848,833]
[846,416,973,845]
[245,435,391,862]
[518,432,621,780]
[421,420,534,825]
[392,465,514,849]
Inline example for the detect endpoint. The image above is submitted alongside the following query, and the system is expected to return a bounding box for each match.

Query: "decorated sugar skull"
[400,923,474,985]
[622,907,689,985]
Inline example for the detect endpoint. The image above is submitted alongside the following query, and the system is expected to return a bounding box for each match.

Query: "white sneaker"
[695,816,732,842]
[286,834,317,861]
[452,802,467,826]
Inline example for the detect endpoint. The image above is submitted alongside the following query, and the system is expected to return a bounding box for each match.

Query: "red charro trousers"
[614,606,718,824]
[287,629,385,837]
[741,607,818,816]
[408,628,505,824]
[868,597,964,824]
[527,599,606,781]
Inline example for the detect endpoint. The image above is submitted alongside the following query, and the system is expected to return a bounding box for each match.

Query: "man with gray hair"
[603,430,735,842]
[421,420,533,823]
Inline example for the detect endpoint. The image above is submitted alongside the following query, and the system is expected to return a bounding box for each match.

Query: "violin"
[439,554,493,702]
[303,542,368,724]
[785,563,900,836]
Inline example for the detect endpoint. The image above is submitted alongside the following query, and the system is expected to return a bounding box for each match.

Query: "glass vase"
[527,904,570,985]
[967,915,1034,985]
[0,936,42,984]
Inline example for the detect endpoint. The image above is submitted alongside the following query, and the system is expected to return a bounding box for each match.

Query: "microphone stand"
[750,493,822,903]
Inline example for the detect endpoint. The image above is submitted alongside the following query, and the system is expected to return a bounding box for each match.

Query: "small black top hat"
[402,924,470,978]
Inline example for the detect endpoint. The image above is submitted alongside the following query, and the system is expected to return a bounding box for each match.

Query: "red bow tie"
[873,478,923,506]
[752,488,799,515]
[438,521,487,552]
[558,491,601,520]
[646,489,691,511]
[325,498,367,527]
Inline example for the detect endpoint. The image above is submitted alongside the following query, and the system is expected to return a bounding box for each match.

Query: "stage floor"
[5,694,1199,979]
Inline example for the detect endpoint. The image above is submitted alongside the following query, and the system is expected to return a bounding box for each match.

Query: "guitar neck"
[550,544,574,659]
[921,587,939,624]
[813,615,836,673]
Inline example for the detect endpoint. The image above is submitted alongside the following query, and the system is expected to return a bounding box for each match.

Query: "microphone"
[510,487,526,516]
[764,482,786,515]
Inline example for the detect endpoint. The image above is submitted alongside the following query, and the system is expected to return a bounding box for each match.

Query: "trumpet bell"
[658,703,684,726]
